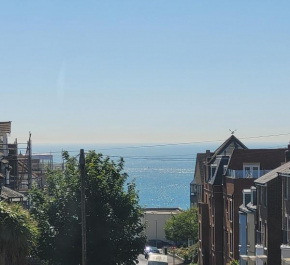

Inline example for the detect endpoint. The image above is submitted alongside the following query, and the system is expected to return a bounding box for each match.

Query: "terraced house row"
[190,135,290,265]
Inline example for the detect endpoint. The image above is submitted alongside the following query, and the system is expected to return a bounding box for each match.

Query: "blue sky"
[1,0,290,144]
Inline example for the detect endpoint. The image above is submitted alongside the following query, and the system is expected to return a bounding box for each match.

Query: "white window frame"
[243,163,260,178]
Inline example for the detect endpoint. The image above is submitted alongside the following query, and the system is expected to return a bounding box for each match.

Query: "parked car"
[148,253,168,265]
[144,246,160,259]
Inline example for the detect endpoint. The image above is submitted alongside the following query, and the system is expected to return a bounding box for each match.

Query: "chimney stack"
[286,143,290,163]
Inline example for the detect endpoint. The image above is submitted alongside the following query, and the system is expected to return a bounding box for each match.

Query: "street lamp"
[155,220,157,248]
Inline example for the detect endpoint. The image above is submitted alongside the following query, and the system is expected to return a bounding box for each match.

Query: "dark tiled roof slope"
[208,156,229,185]
[208,135,247,164]
[255,161,290,184]
[228,149,287,170]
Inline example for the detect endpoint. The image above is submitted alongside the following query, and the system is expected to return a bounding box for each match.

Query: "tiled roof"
[0,186,27,200]
[194,151,214,185]
[194,153,206,185]
[255,161,290,184]
[228,149,287,170]
[208,156,229,185]
[0,121,11,134]
[208,135,247,164]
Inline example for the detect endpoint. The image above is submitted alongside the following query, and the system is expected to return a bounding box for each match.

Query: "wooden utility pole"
[28,132,32,190]
[79,149,87,265]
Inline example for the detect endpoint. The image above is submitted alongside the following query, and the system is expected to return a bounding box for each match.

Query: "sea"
[31,141,286,210]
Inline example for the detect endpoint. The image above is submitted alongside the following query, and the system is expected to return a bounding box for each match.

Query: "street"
[137,254,183,265]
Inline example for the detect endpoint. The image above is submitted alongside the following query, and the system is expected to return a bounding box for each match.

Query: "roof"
[194,153,207,185]
[255,161,290,184]
[143,208,183,215]
[208,156,229,185]
[228,149,287,170]
[0,121,11,134]
[0,186,27,201]
[190,178,196,185]
[208,135,247,164]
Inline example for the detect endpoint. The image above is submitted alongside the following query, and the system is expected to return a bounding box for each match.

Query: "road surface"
[137,254,183,265]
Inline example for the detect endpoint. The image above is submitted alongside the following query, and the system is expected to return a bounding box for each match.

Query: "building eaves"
[255,161,290,184]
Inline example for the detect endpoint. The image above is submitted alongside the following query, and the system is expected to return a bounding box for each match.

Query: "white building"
[142,208,182,243]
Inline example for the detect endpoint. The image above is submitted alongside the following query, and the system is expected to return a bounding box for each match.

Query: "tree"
[30,151,146,265]
[230,260,239,265]
[164,208,198,243]
[0,202,39,265]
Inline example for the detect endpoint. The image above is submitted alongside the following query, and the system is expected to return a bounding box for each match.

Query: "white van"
[147,253,168,265]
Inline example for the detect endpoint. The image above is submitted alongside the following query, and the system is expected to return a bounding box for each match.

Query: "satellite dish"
[1,159,9,164]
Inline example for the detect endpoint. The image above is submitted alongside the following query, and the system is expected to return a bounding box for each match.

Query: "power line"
[94,132,290,151]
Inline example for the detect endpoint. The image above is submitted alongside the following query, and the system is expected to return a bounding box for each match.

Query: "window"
[211,164,217,178]
[229,200,233,221]
[226,199,228,213]
[223,165,227,175]
[243,164,260,178]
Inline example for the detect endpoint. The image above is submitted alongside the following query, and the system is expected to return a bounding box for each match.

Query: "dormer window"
[243,164,260,178]
[211,164,217,178]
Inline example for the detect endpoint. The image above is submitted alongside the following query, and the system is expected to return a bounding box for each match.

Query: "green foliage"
[164,207,198,243]
[30,151,146,265]
[0,202,39,265]
[230,260,239,265]
[169,244,198,262]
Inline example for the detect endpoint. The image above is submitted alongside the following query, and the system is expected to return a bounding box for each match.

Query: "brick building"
[194,135,288,265]
[197,135,247,265]
[223,148,286,265]
[254,162,290,265]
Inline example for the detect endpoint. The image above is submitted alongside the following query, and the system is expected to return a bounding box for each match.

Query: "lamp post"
[155,220,157,248]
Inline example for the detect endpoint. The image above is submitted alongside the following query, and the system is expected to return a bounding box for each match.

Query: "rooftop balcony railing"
[227,169,271,179]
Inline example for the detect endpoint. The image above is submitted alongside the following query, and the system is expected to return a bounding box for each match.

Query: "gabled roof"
[208,135,247,164]
[255,161,290,184]
[0,121,11,134]
[228,149,287,170]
